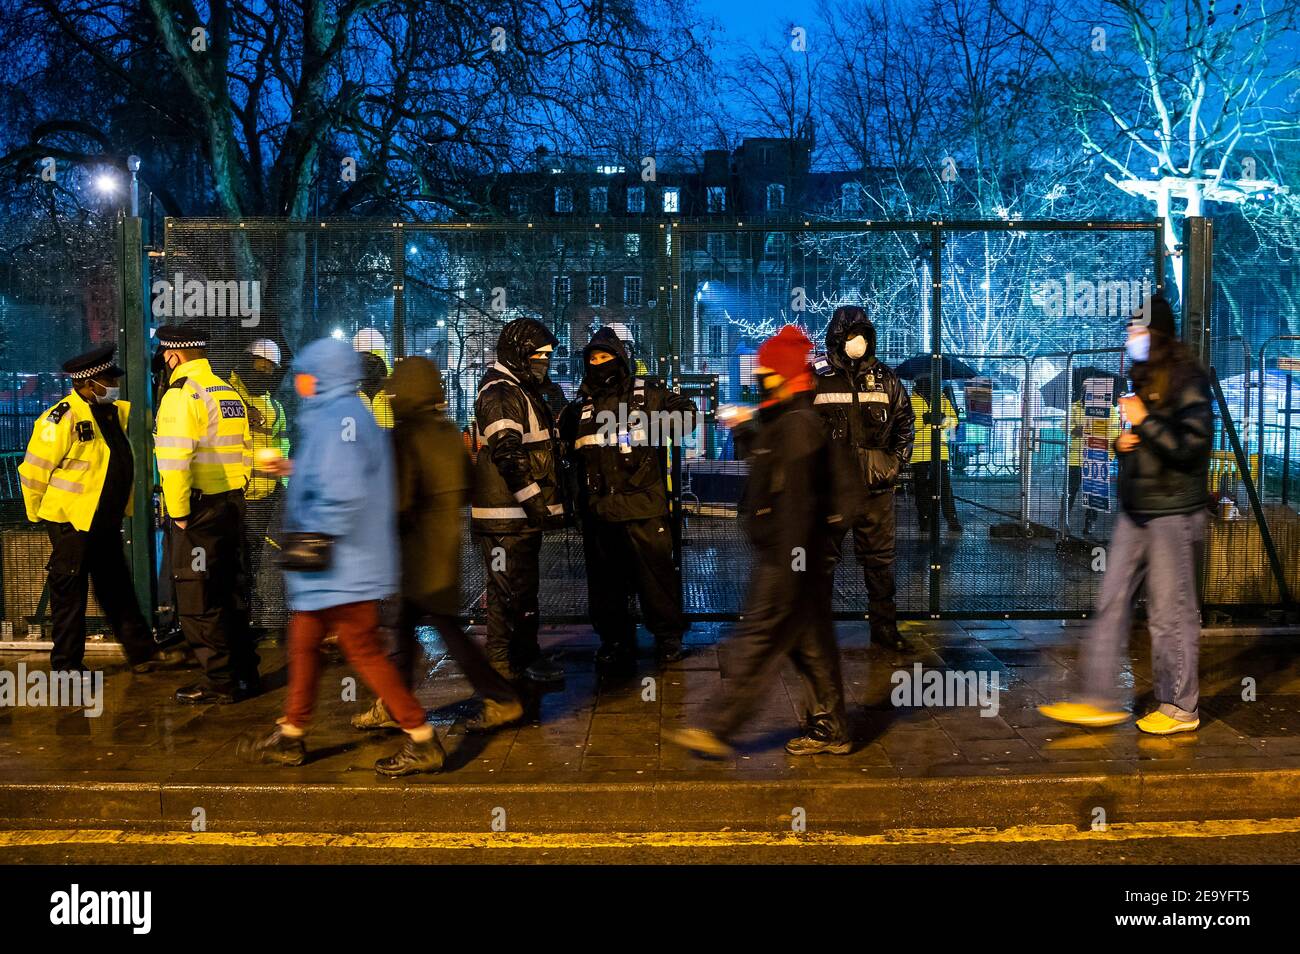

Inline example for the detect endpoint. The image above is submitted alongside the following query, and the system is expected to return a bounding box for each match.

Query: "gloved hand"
[922,412,938,426]
[521,493,549,527]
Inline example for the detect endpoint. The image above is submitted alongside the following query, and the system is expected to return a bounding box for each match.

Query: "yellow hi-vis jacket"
[910,391,958,464]
[1068,400,1122,467]
[154,358,252,518]
[230,370,290,501]
[19,391,133,531]
[359,389,394,429]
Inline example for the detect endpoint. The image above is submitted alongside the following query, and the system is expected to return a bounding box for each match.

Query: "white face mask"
[89,381,119,405]
[844,335,868,360]
[1126,330,1151,363]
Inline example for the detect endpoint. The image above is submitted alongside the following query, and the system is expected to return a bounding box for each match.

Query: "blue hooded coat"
[283,338,398,611]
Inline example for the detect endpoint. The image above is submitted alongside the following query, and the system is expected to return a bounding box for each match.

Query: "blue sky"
[693,0,804,50]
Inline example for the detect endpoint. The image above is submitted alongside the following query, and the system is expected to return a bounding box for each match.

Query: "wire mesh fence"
[0,214,1293,647]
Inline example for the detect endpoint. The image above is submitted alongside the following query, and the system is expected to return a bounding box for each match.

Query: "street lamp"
[127,155,141,217]
[93,172,119,196]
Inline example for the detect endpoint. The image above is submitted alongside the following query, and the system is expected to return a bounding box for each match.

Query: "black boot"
[175,682,235,705]
[237,725,307,766]
[785,717,853,755]
[656,639,687,665]
[873,626,914,653]
[375,734,446,777]
[466,697,525,733]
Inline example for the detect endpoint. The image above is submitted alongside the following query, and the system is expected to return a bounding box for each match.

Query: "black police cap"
[62,344,123,381]
[155,322,209,350]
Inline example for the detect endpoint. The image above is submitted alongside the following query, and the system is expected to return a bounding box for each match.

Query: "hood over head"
[825,305,877,371]
[496,318,559,380]
[294,337,361,401]
[386,355,446,420]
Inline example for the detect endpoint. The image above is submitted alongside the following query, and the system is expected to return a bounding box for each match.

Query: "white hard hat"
[246,338,282,366]
[353,327,386,352]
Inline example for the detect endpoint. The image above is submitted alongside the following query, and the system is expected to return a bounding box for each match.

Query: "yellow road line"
[1,817,1298,851]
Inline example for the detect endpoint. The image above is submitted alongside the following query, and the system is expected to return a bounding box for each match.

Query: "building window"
[589,187,608,214]
[625,233,641,255]
[626,186,645,213]
[766,183,785,211]
[709,325,723,354]
[841,182,861,213]
[588,275,606,307]
[509,190,527,214]
[662,187,680,213]
[759,145,774,165]
[554,187,573,213]
[706,232,725,258]
[707,186,726,212]
[553,275,571,304]
[624,275,642,306]
[764,232,786,257]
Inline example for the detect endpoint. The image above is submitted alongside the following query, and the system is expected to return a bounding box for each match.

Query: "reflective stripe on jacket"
[154,358,252,518]
[471,362,562,532]
[910,392,957,463]
[19,391,132,531]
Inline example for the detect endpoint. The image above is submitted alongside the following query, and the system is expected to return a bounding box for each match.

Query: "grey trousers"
[1081,509,1205,718]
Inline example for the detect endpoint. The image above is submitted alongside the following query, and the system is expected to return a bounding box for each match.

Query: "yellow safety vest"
[911,392,957,464]
[360,390,394,429]
[18,391,133,532]
[1068,400,1121,467]
[154,358,252,518]
[230,371,290,500]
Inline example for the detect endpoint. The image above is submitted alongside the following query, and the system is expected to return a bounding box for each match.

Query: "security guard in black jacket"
[473,318,566,682]
[559,327,697,670]
[813,305,915,653]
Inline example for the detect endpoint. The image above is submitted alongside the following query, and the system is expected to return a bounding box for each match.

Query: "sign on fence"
[965,377,993,428]
[1082,376,1114,512]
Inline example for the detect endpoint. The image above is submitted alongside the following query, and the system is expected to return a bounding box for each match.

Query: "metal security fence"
[3,213,1293,646]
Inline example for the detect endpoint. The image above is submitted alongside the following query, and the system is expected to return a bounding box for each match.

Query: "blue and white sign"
[1081,377,1114,512]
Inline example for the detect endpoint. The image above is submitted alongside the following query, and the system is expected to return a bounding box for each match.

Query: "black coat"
[1118,359,1214,517]
[559,326,697,522]
[389,357,471,615]
[471,318,564,534]
[813,310,913,501]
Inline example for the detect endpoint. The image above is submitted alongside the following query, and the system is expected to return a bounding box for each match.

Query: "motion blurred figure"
[669,326,851,757]
[351,356,524,734]
[1041,296,1213,735]
[910,376,962,534]
[240,338,442,775]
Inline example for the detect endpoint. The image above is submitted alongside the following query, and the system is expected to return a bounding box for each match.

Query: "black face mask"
[585,361,622,391]
[529,356,551,383]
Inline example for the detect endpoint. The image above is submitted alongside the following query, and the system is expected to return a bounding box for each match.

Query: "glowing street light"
[93,172,119,195]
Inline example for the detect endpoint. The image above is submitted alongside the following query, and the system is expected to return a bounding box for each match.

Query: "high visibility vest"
[18,391,133,531]
[910,392,957,464]
[359,390,394,429]
[154,358,252,518]
[230,371,290,500]
[1068,400,1121,467]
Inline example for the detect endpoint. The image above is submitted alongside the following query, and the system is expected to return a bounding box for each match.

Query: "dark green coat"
[388,357,472,615]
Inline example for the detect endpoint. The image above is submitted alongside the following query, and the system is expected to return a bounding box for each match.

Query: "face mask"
[844,335,868,360]
[586,361,621,389]
[529,356,551,383]
[90,382,120,404]
[1126,332,1150,363]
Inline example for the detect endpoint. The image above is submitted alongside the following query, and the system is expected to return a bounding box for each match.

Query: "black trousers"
[911,460,958,527]
[829,490,899,638]
[168,491,258,692]
[45,520,155,670]
[477,532,543,669]
[581,513,686,651]
[391,596,519,704]
[708,550,847,743]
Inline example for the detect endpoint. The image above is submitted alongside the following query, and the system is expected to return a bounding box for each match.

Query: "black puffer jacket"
[389,356,471,615]
[472,318,564,535]
[814,307,914,502]
[558,326,697,522]
[1118,358,1214,517]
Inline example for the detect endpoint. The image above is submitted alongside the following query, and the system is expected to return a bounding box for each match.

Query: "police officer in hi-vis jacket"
[153,322,259,704]
[19,345,185,673]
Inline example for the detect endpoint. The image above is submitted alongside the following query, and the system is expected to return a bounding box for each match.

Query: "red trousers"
[283,600,427,732]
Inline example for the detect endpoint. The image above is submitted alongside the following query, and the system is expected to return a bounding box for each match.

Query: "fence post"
[1181,217,1214,366]
[392,226,407,358]
[928,223,944,617]
[118,215,156,626]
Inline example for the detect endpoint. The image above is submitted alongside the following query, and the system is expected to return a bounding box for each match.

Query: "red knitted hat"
[757,324,813,379]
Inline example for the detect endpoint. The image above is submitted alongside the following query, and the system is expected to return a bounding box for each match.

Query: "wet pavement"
[1,619,1298,788]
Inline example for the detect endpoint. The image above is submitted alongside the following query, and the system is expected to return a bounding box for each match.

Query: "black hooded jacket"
[813,307,914,500]
[558,326,697,522]
[472,318,564,534]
